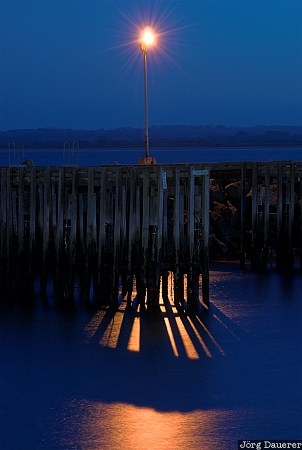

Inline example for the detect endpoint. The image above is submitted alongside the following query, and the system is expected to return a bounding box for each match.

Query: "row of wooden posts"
[0,164,209,310]
[0,161,301,309]
[222,160,302,270]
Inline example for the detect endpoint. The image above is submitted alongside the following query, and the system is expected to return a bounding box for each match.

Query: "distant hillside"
[1,125,302,149]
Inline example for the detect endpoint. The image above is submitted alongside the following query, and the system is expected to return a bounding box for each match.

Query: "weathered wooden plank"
[54,167,65,300]
[173,167,182,305]
[240,163,247,267]
[202,167,210,307]
[277,162,283,237]
[112,167,120,306]
[40,167,51,295]
[87,167,96,251]
[124,168,136,305]
[250,163,258,268]
[188,167,195,257]
[0,169,8,291]
[70,167,77,264]
[162,171,168,257]
[17,167,25,257]
[97,167,107,285]
[149,167,164,309]
[288,162,295,246]
[157,168,164,258]
[264,163,270,249]
[141,168,149,307]
[186,167,196,308]
[62,167,78,302]
[29,168,37,261]
[6,169,12,292]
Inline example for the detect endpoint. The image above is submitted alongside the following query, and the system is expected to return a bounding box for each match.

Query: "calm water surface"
[1,146,301,166]
[1,262,302,449]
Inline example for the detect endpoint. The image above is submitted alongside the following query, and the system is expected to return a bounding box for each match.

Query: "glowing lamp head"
[139,27,156,52]
[142,28,155,46]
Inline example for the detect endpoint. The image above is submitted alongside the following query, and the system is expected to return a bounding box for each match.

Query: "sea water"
[1,147,302,449]
[0,262,302,449]
[1,145,301,166]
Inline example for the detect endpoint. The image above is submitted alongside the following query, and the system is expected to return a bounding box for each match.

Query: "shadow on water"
[0,292,295,412]
[1,264,302,448]
[77,304,256,411]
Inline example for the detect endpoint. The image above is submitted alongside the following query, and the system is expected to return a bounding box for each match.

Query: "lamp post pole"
[142,45,149,159]
[139,29,156,165]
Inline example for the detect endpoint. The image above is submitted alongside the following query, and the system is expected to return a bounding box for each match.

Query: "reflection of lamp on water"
[139,27,156,165]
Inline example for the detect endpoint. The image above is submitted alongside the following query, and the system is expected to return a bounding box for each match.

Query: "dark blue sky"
[0,0,301,130]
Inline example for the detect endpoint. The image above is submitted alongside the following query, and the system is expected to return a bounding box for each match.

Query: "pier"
[0,161,301,309]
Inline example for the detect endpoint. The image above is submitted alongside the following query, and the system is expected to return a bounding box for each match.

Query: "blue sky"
[0,0,301,130]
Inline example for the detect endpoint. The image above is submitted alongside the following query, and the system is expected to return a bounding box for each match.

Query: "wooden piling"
[201,167,210,307]
[240,163,247,268]
[0,169,8,292]
[173,167,181,306]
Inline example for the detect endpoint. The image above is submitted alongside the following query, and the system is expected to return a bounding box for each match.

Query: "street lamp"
[139,27,156,165]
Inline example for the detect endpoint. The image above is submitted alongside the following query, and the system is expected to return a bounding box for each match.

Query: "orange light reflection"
[84,310,106,343]
[65,400,231,450]
[127,318,140,353]
[84,271,229,361]
[175,316,199,360]
[99,303,127,349]
[186,316,212,358]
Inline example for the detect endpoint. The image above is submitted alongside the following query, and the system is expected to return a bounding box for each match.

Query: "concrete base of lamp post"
[139,156,157,165]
